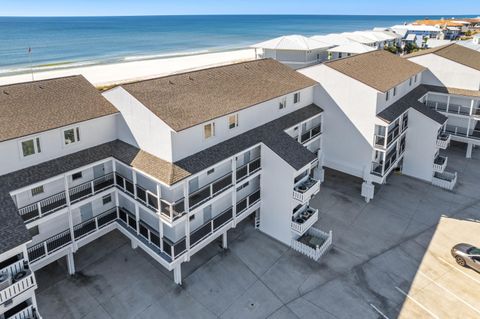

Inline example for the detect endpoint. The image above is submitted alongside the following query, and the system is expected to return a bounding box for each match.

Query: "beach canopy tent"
[327,42,376,54]
[251,35,333,68]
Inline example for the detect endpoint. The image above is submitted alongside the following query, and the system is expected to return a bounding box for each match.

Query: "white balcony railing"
[291,227,332,261]
[433,155,448,173]
[293,178,320,203]
[291,207,318,235]
[0,271,36,305]
[432,171,457,190]
[6,304,38,319]
[0,260,25,278]
[436,133,451,149]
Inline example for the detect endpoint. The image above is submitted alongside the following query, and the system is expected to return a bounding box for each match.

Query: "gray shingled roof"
[404,44,480,71]
[377,85,447,125]
[0,75,119,142]
[121,59,317,132]
[0,105,322,254]
[324,50,426,93]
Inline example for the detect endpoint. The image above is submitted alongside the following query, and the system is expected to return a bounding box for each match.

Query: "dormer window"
[64,127,80,145]
[385,91,390,101]
[228,114,238,129]
[204,122,215,139]
[21,137,41,157]
[393,87,397,96]
[409,77,413,86]
[294,92,301,104]
[279,97,287,109]
[414,74,418,83]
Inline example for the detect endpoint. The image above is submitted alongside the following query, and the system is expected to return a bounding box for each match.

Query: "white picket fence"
[291,227,332,261]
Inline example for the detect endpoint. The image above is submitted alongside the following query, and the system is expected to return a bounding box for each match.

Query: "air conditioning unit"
[0,272,12,290]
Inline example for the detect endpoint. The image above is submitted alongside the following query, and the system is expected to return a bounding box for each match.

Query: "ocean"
[0,15,475,72]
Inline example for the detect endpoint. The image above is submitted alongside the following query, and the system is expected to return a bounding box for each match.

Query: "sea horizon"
[0,14,478,74]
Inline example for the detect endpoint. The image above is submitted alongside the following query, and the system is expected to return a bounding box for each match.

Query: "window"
[21,137,41,157]
[294,92,301,104]
[409,77,413,86]
[279,97,287,110]
[72,172,83,180]
[102,194,112,205]
[228,114,238,129]
[393,87,397,96]
[338,52,343,59]
[414,74,418,83]
[236,181,249,191]
[207,168,215,175]
[189,214,195,221]
[64,127,80,145]
[204,123,215,139]
[31,185,44,196]
[385,91,390,101]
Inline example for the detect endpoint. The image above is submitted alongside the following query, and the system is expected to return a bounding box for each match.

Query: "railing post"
[90,181,95,195]
[470,99,474,116]
[43,241,48,256]
[95,216,99,230]
[132,171,138,199]
[37,202,42,218]
[446,96,450,113]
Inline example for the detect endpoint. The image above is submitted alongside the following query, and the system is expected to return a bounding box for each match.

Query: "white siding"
[0,115,117,176]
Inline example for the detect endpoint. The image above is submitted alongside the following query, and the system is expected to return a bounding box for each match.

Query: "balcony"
[433,154,448,173]
[300,124,322,144]
[293,177,320,203]
[28,208,117,263]
[446,125,480,141]
[236,188,261,216]
[291,227,332,261]
[236,157,261,182]
[432,171,457,190]
[0,269,36,305]
[4,303,39,319]
[115,172,159,212]
[436,132,451,149]
[189,172,233,210]
[427,100,475,117]
[291,207,318,235]
[160,198,186,222]
[17,172,115,223]
[386,125,400,147]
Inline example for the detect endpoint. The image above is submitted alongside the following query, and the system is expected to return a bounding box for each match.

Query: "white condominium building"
[405,44,480,158]
[299,50,455,202]
[0,60,330,319]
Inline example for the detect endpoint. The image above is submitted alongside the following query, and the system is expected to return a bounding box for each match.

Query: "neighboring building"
[312,31,400,51]
[0,59,331,318]
[326,42,376,60]
[299,51,455,202]
[251,35,332,69]
[405,44,480,157]
[391,25,442,45]
[458,34,480,52]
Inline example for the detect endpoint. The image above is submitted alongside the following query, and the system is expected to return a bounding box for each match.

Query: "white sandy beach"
[0,48,256,87]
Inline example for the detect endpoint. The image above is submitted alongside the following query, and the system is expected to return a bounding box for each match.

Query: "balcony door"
[80,203,93,222]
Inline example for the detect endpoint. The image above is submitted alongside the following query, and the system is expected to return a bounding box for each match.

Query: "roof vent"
[244,65,250,69]
[189,76,194,81]
[2,90,9,95]
[169,80,174,85]
[38,85,44,89]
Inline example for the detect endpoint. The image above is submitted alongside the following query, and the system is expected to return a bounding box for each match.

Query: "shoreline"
[0,48,257,87]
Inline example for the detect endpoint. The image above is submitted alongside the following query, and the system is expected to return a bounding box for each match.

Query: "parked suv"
[451,243,480,272]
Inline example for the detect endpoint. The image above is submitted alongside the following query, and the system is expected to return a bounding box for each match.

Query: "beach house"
[405,44,480,158]
[299,50,455,202]
[251,35,332,69]
[0,59,330,319]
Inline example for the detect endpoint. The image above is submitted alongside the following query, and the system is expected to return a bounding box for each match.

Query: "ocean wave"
[123,50,211,61]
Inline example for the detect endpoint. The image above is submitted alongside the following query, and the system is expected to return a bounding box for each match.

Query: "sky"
[0,0,477,16]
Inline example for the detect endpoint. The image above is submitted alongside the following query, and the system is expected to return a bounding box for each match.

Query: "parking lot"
[35,142,480,318]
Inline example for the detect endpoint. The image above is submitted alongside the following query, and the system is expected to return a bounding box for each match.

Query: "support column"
[466,142,473,159]
[222,232,228,249]
[131,239,138,249]
[231,158,237,227]
[64,176,77,252]
[173,264,182,285]
[361,181,375,203]
[446,96,451,113]
[67,251,75,275]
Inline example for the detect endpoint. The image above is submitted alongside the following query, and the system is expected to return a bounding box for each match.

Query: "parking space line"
[418,270,480,316]
[394,287,439,319]
[437,256,480,285]
[369,303,390,319]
